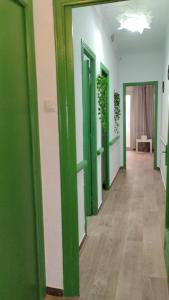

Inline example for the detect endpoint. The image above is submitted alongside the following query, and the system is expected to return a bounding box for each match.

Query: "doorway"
[123,82,158,169]
[53,0,126,296]
[82,42,98,219]
[53,1,163,297]
[100,63,110,191]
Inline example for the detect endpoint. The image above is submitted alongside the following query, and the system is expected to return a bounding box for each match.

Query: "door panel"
[83,60,92,216]
[0,1,40,299]
[101,74,108,189]
[164,131,169,277]
[101,70,109,190]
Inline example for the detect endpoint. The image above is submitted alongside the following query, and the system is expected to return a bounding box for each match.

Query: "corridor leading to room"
[46,151,169,300]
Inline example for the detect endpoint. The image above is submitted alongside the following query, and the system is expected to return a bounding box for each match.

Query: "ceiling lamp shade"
[117,11,152,34]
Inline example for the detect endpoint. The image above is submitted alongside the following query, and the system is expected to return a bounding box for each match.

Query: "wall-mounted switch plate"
[44,100,56,112]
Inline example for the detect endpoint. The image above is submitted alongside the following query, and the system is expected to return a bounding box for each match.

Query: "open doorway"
[54,0,168,297]
[100,64,110,191]
[123,82,158,169]
[81,44,111,237]
[82,42,98,220]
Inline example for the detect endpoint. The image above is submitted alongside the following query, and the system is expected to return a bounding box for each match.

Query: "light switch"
[44,100,56,112]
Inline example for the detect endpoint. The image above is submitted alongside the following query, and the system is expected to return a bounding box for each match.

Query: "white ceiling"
[95,0,169,54]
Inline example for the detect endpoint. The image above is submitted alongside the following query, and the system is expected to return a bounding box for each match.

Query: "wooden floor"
[46,151,169,300]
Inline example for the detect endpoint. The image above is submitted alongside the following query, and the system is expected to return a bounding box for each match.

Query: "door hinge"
[165,145,168,166]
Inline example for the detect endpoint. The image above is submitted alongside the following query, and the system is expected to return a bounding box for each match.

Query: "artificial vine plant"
[97,75,107,130]
[114,92,121,134]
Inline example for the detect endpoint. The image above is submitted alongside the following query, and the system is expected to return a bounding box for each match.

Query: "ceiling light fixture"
[117,11,152,34]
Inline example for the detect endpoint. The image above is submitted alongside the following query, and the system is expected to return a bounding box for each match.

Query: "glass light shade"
[117,11,152,34]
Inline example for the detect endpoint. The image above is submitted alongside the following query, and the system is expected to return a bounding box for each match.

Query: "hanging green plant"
[114,92,121,134]
[97,75,107,130]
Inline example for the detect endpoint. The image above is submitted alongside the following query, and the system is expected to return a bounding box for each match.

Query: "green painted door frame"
[164,116,169,280]
[123,81,158,169]
[0,1,45,299]
[53,0,128,297]
[82,42,98,217]
[100,63,110,189]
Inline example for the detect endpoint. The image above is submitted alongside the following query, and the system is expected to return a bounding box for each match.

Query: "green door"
[0,1,43,299]
[101,74,108,189]
[165,128,169,277]
[100,64,110,190]
[83,59,92,216]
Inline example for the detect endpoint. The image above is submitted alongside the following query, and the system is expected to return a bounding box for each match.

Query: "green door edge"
[164,94,169,282]
[123,81,158,169]
[20,1,46,298]
[100,63,110,189]
[53,0,131,297]
[82,41,98,216]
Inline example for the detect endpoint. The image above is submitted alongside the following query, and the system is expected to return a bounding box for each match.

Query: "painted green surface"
[109,135,120,146]
[123,84,127,168]
[165,117,169,280]
[164,79,169,282]
[82,60,92,216]
[154,83,158,169]
[97,147,104,155]
[0,1,45,299]
[100,63,110,189]
[77,160,88,172]
[53,0,128,296]
[25,2,46,298]
[82,42,98,217]
[53,2,79,297]
[165,106,169,229]
[123,81,158,169]
[164,229,169,281]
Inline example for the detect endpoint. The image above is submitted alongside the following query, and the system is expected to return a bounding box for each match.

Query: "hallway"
[47,151,169,300]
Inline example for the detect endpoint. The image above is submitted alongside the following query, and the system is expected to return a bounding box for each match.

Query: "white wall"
[73,6,121,244]
[119,50,163,167]
[33,0,63,289]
